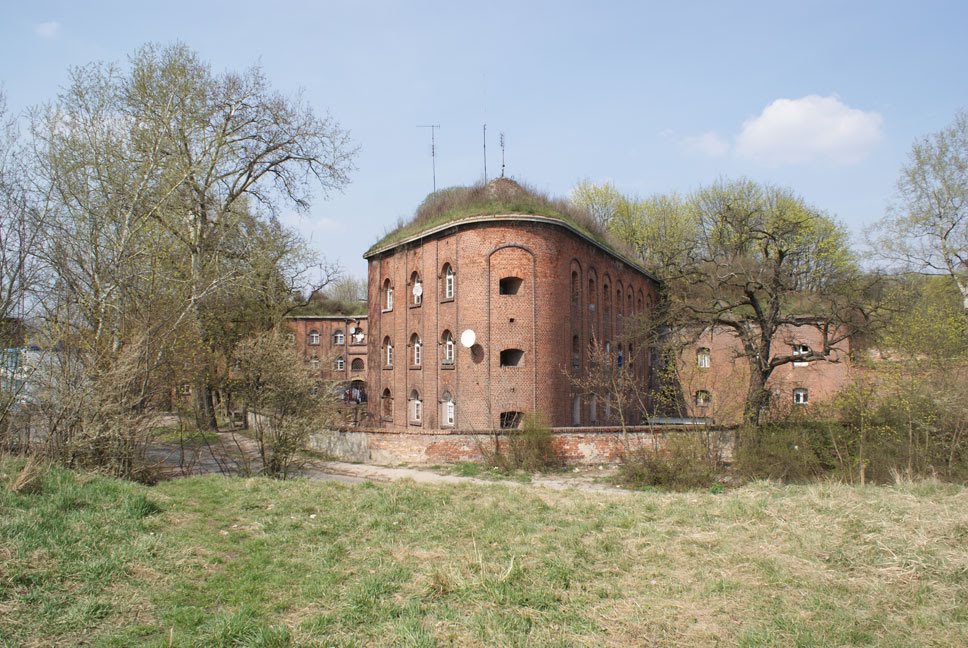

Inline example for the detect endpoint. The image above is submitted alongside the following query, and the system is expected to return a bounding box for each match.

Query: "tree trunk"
[743,369,770,428]
[194,379,218,431]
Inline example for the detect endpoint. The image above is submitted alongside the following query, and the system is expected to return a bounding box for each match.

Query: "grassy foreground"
[1,460,967,647]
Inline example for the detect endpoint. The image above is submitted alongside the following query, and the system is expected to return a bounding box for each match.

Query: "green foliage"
[733,423,829,483]
[617,433,719,491]
[483,413,562,472]
[368,178,634,262]
[881,275,968,360]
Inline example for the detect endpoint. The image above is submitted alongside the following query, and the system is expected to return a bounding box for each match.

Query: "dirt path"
[303,460,632,495]
[147,429,631,495]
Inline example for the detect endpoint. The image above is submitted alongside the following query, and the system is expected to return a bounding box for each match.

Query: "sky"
[2,1,967,279]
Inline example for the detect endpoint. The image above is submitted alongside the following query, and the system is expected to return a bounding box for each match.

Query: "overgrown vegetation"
[2,459,967,646]
[617,433,722,491]
[367,178,637,261]
[481,413,562,472]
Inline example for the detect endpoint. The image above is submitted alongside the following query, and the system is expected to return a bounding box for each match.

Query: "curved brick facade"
[364,215,660,432]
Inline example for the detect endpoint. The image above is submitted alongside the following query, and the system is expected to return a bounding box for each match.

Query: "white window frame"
[413,337,422,366]
[308,331,320,346]
[441,393,455,427]
[410,392,422,423]
[333,330,344,345]
[444,266,455,299]
[384,281,393,311]
[695,390,711,407]
[697,347,711,369]
[412,276,423,306]
[334,356,344,371]
[385,340,394,367]
[793,388,809,405]
[442,333,455,365]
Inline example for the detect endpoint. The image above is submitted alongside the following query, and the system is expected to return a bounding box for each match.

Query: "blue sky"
[2,1,967,278]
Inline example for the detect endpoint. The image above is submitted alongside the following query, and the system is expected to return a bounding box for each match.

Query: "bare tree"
[871,110,968,317]
[125,43,357,429]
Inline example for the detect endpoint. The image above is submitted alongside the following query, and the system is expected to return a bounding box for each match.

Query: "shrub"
[483,413,561,472]
[617,432,719,491]
[733,422,828,483]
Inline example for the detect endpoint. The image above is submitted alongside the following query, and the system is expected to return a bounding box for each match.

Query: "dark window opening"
[500,348,524,367]
[500,411,524,429]
[499,276,523,295]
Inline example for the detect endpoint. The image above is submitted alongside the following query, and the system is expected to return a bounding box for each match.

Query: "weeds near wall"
[482,413,562,472]
[617,432,720,491]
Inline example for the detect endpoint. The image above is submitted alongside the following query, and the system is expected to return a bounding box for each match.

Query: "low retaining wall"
[310,426,735,465]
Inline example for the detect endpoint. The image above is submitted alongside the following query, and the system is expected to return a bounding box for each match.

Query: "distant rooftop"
[364,178,657,282]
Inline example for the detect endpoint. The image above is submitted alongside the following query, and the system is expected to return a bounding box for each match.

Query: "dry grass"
[368,178,636,260]
[1,460,967,646]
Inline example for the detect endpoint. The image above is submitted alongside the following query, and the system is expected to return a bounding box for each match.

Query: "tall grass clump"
[483,413,562,472]
[617,432,720,491]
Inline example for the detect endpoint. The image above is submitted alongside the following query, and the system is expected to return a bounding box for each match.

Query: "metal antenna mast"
[500,132,506,178]
[483,124,487,183]
[417,124,440,193]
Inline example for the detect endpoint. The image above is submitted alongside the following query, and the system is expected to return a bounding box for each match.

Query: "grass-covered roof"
[364,179,649,278]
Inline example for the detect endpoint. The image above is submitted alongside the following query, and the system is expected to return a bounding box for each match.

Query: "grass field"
[1,459,967,647]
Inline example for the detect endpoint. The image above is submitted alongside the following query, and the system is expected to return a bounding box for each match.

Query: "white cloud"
[34,21,61,39]
[735,95,882,165]
[681,131,729,158]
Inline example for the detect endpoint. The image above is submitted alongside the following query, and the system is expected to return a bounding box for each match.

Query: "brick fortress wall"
[365,217,659,433]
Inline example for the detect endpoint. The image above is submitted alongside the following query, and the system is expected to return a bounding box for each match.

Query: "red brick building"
[363,209,660,432]
[285,315,368,401]
[677,324,853,424]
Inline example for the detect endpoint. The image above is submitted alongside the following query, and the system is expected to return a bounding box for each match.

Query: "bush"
[617,433,719,491]
[483,413,561,472]
[733,423,828,483]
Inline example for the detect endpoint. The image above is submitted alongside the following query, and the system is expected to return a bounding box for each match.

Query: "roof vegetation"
[365,178,637,263]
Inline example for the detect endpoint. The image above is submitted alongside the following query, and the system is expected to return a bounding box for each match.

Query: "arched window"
[351,358,364,371]
[590,395,598,424]
[333,329,344,345]
[442,263,455,300]
[697,347,711,369]
[409,389,422,423]
[381,388,392,419]
[572,335,580,369]
[440,391,455,427]
[286,332,295,346]
[351,327,365,344]
[410,333,422,367]
[383,336,393,367]
[794,388,809,405]
[308,330,320,346]
[334,355,344,371]
[410,271,423,306]
[310,355,320,371]
[571,270,580,305]
[695,390,712,407]
[499,276,523,295]
[500,348,524,367]
[617,343,624,367]
[572,395,581,425]
[441,330,455,366]
[587,276,597,312]
[383,278,393,311]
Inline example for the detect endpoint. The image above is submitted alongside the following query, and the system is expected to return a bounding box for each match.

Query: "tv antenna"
[417,124,440,193]
[500,132,506,178]
[482,124,488,183]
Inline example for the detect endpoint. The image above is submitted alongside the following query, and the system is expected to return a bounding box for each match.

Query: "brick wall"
[678,324,853,424]
[365,217,660,432]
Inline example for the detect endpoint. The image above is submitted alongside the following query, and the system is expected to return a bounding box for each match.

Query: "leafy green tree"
[576,178,872,427]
